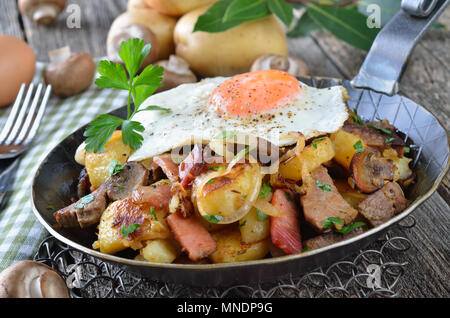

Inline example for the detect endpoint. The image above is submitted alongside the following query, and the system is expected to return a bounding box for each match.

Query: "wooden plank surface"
[0,0,448,297]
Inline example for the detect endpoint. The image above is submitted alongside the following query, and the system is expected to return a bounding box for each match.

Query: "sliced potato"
[141,239,179,263]
[383,148,413,181]
[279,137,335,181]
[194,163,262,224]
[85,131,132,187]
[239,207,270,244]
[334,179,368,209]
[93,198,171,254]
[209,226,269,263]
[330,129,366,170]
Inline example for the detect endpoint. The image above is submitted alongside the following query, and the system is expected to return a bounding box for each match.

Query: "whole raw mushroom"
[44,46,96,98]
[251,54,310,77]
[155,55,197,92]
[18,0,66,25]
[174,5,288,77]
[0,260,69,298]
[107,24,159,69]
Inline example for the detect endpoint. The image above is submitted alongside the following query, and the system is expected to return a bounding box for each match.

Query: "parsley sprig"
[84,38,170,153]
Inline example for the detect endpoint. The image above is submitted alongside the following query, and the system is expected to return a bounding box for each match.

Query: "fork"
[0,83,51,159]
[0,83,51,207]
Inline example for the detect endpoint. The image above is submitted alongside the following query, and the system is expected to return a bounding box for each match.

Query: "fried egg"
[129,70,348,162]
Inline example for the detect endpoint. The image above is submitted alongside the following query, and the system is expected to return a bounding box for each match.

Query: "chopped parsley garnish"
[353,140,364,154]
[46,205,55,211]
[302,247,311,252]
[311,137,325,149]
[203,214,223,224]
[206,179,215,184]
[322,216,344,231]
[256,209,269,221]
[74,194,94,209]
[84,38,168,153]
[258,183,272,199]
[403,146,410,153]
[120,223,140,238]
[239,220,247,228]
[108,160,124,176]
[315,180,332,192]
[339,210,348,215]
[367,125,392,135]
[115,185,125,190]
[350,109,364,126]
[214,131,237,139]
[384,137,395,144]
[150,206,157,221]
[335,222,366,235]
[208,166,223,171]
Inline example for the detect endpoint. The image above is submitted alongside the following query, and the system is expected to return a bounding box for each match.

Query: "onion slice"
[253,198,284,217]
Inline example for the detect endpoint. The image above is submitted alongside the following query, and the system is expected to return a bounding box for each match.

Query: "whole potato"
[174,6,288,77]
[145,0,217,16]
[109,8,177,60]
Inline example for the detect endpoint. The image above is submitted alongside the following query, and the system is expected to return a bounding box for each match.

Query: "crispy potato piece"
[141,239,179,263]
[382,148,413,182]
[239,207,270,244]
[85,131,132,187]
[93,199,171,254]
[330,129,366,170]
[279,137,335,182]
[334,179,368,209]
[209,226,270,263]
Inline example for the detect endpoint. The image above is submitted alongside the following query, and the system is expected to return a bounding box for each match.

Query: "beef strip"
[304,227,364,250]
[179,144,204,189]
[106,162,149,201]
[54,183,108,228]
[77,168,91,199]
[343,122,404,148]
[357,181,408,227]
[300,165,358,232]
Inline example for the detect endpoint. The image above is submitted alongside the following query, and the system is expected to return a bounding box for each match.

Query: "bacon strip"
[270,189,302,255]
[167,213,217,261]
[152,154,179,183]
[179,144,205,189]
[131,183,172,210]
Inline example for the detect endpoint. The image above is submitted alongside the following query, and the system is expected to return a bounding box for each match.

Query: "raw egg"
[0,35,36,107]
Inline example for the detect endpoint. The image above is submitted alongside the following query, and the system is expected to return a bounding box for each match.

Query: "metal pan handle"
[351,0,449,95]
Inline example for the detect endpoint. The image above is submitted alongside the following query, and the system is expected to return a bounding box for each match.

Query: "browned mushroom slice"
[358,182,408,227]
[107,161,150,201]
[343,122,405,149]
[350,147,394,193]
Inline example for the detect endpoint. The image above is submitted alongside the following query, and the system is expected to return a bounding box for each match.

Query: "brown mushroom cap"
[155,55,197,92]
[350,147,394,193]
[18,0,66,25]
[250,54,310,77]
[0,260,69,298]
[44,47,96,98]
[107,24,159,71]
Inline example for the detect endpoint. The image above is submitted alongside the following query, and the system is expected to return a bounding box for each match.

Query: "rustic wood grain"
[0,0,448,297]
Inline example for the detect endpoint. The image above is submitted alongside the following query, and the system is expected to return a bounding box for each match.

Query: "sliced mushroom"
[250,54,309,77]
[0,261,69,298]
[350,147,394,193]
[18,0,66,25]
[107,162,150,201]
[44,46,96,97]
[155,55,197,92]
[107,23,159,71]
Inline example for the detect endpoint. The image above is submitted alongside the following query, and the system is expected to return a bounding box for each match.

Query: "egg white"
[128,77,349,162]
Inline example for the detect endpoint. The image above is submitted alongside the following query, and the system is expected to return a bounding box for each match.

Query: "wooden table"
[1,0,448,297]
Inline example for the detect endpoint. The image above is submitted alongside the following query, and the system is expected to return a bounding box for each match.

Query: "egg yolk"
[209,70,301,117]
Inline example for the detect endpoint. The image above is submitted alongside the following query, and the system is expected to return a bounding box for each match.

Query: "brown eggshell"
[0,35,36,107]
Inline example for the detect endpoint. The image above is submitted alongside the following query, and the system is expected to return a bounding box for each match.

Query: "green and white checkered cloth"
[0,61,128,271]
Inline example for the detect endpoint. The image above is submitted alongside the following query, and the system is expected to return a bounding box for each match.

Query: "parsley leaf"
[350,109,364,126]
[203,214,223,224]
[311,137,325,149]
[258,183,272,199]
[120,223,140,238]
[403,146,410,153]
[84,38,166,153]
[315,180,332,192]
[206,179,215,184]
[302,247,311,252]
[239,220,247,228]
[108,160,124,177]
[75,194,95,210]
[367,125,392,135]
[256,208,269,221]
[353,140,364,154]
[384,137,395,144]
[335,222,366,235]
[150,206,157,221]
[322,216,343,231]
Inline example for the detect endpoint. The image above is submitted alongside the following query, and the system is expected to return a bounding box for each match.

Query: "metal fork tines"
[0,83,51,159]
